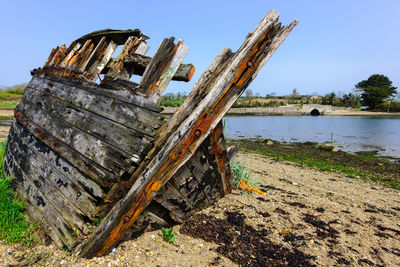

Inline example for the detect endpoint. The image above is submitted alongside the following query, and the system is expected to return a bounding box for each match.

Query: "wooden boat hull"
[3,12,297,256]
[4,74,231,249]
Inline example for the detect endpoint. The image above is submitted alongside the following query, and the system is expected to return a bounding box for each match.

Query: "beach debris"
[319,144,339,152]
[239,180,265,195]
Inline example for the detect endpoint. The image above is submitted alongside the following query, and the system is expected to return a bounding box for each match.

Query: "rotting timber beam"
[75,29,148,46]
[101,54,195,82]
[78,10,298,258]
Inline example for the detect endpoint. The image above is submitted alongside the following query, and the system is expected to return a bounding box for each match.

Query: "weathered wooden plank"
[109,54,195,82]
[100,75,141,93]
[31,74,162,112]
[187,147,221,204]
[9,122,98,217]
[169,163,210,210]
[102,163,204,215]
[24,200,65,248]
[24,86,152,160]
[153,181,193,222]
[174,62,195,82]
[28,76,162,138]
[12,120,104,199]
[139,38,174,89]
[75,29,147,46]
[78,11,298,257]
[14,110,114,188]
[202,121,232,195]
[4,158,64,248]
[17,98,135,173]
[83,37,118,80]
[4,148,78,248]
[6,131,90,233]
[75,40,96,72]
[106,36,143,79]
[227,146,239,163]
[135,42,150,55]
[65,40,92,70]
[44,47,58,67]
[119,203,173,242]
[139,38,189,99]
[59,42,82,68]
[131,209,168,230]
[48,45,67,66]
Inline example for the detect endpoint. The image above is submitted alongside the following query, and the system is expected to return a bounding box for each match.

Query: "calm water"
[223,116,400,158]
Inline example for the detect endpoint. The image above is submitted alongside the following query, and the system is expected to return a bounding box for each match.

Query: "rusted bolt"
[247,61,253,68]
[194,129,201,137]
[124,216,130,223]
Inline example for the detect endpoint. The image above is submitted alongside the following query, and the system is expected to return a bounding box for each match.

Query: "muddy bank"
[228,139,400,189]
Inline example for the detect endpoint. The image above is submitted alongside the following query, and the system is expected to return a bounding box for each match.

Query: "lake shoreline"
[227,139,400,189]
[161,106,400,116]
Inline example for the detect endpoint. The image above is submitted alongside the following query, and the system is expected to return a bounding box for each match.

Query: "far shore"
[161,105,400,116]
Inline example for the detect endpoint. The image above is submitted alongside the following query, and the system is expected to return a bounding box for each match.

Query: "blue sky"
[1,0,399,96]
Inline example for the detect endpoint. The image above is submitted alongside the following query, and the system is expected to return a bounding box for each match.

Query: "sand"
[0,150,399,266]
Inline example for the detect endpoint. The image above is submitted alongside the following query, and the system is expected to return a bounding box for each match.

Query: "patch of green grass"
[0,141,7,167]
[94,217,103,226]
[354,153,381,160]
[0,92,23,101]
[241,147,400,190]
[0,103,18,108]
[230,160,260,190]
[0,115,14,120]
[0,175,38,246]
[160,99,185,107]
[161,227,176,244]
[0,140,37,246]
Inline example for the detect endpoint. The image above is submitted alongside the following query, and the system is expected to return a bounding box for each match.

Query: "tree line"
[2,74,398,112]
[242,74,399,111]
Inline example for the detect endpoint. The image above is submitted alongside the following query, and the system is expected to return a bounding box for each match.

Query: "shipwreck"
[3,11,297,257]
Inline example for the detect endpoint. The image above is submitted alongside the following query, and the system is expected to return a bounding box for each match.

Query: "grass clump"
[0,141,7,166]
[160,98,185,107]
[0,176,37,246]
[0,115,14,120]
[230,161,263,194]
[0,92,23,101]
[0,103,18,108]
[161,227,177,244]
[0,141,37,246]
[231,160,252,188]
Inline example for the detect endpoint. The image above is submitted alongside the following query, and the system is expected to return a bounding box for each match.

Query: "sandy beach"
[0,150,399,266]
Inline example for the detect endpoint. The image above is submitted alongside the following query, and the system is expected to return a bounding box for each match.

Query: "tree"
[349,93,361,108]
[245,89,253,97]
[355,74,397,110]
[321,92,336,106]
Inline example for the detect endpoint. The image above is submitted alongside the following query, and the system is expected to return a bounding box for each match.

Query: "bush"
[3,83,27,95]
[375,102,400,112]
